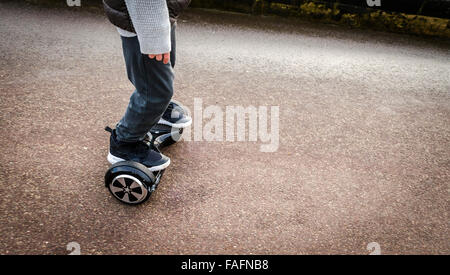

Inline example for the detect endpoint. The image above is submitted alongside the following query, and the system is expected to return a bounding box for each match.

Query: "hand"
[148,53,170,64]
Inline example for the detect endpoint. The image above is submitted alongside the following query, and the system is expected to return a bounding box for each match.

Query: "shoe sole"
[158,117,192,129]
[107,152,171,172]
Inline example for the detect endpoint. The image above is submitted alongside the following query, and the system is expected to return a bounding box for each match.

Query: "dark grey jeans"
[115,23,177,142]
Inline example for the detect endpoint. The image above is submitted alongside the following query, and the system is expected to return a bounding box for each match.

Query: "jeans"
[115,23,177,142]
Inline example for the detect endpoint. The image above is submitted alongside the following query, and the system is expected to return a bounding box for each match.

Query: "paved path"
[0,1,449,254]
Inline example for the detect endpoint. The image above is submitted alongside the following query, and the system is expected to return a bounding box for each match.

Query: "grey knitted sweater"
[118,0,171,55]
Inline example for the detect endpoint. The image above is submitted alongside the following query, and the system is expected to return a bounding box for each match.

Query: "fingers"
[148,53,170,65]
[163,53,170,65]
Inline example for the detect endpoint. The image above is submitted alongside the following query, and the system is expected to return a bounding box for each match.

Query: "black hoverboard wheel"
[105,161,157,205]
[105,123,184,205]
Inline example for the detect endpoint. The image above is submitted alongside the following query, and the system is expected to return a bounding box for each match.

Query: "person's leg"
[115,36,174,142]
[158,22,193,128]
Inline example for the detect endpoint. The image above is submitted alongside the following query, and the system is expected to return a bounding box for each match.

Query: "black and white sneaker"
[158,100,192,128]
[106,128,170,172]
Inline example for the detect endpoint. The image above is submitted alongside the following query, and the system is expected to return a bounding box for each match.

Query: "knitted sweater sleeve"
[124,0,171,54]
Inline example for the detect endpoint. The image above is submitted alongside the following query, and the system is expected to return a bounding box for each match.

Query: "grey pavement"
[0,1,449,254]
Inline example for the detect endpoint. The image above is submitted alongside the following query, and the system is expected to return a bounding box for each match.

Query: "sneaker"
[158,100,192,128]
[106,127,170,172]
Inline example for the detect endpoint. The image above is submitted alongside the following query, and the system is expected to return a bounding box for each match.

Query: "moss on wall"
[245,0,450,38]
[24,0,450,39]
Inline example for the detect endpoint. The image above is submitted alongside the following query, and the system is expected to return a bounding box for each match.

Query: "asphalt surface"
[0,1,449,255]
